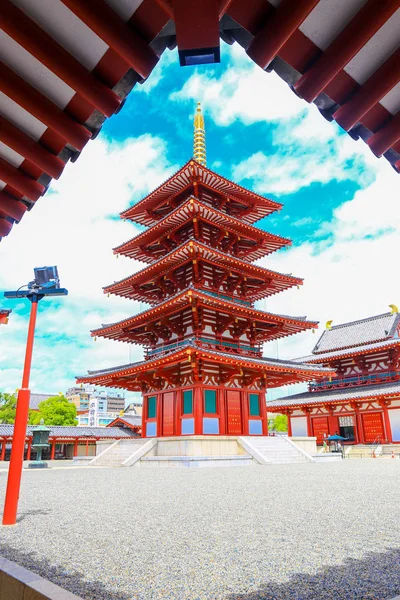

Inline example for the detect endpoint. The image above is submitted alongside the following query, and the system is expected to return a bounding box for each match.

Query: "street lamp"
[2,266,67,526]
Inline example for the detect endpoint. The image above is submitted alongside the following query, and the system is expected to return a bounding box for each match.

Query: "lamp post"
[2,266,67,526]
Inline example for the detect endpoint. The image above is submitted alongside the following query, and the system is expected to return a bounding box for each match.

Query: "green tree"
[0,393,17,424]
[269,414,288,432]
[29,395,78,426]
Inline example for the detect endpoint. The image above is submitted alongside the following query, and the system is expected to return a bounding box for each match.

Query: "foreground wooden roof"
[1,0,399,240]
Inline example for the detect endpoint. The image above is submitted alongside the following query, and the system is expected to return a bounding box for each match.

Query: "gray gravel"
[1,461,400,600]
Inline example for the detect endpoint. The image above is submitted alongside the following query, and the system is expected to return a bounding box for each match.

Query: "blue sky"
[0,42,399,401]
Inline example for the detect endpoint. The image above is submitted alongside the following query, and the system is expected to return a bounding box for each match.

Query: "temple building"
[0,309,11,325]
[268,308,400,445]
[77,104,333,438]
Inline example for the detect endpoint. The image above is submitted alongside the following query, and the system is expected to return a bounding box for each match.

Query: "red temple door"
[162,392,175,436]
[362,412,384,443]
[312,417,329,444]
[226,390,243,435]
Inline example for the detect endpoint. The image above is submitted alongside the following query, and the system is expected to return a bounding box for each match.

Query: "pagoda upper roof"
[120,160,282,226]
[297,338,400,364]
[267,380,400,411]
[77,340,334,391]
[92,287,318,343]
[114,197,291,263]
[104,240,303,302]
[311,312,400,356]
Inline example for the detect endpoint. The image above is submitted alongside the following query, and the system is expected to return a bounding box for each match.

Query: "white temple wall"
[388,408,400,442]
[291,416,307,436]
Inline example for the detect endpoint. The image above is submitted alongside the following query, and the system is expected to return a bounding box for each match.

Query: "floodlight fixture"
[2,265,68,526]
[4,265,67,301]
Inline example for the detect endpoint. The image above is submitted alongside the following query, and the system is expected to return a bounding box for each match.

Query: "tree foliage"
[0,393,17,424]
[269,414,288,432]
[29,395,78,426]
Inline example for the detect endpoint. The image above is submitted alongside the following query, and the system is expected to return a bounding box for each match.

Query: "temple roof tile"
[312,312,400,355]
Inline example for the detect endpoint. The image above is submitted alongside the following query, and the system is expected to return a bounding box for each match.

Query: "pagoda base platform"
[92,435,316,467]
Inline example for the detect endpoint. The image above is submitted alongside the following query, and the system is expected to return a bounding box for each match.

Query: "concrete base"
[138,455,254,468]
[313,452,343,462]
[72,456,94,466]
[27,461,50,469]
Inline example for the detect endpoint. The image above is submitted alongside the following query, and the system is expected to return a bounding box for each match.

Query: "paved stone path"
[1,461,399,599]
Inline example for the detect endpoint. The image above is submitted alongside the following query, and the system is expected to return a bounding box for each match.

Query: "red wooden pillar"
[156,393,163,437]
[351,410,359,444]
[51,439,56,460]
[194,385,203,435]
[1,439,6,461]
[287,411,293,437]
[85,440,89,456]
[380,402,393,443]
[141,395,147,438]
[356,411,365,444]
[27,439,32,461]
[305,409,312,437]
[218,388,226,435]
[242,391,250,435]
[259,391,268,436]
[174,389,182,436]
[73,440,78,457]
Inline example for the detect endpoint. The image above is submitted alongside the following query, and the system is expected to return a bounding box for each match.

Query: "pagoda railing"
[202,289,252,306]
[145,337,262,360]
[309,371,400,392]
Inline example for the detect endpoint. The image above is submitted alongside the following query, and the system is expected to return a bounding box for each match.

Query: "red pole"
[3,298,38,526]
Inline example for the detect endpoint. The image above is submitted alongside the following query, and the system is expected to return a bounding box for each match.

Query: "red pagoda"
[77,104,333,438]
[268,308,400,445]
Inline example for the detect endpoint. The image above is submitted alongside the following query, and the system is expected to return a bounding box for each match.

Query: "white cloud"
[0,134,176,393]
[259,161,400,399]
[170,44,305,126]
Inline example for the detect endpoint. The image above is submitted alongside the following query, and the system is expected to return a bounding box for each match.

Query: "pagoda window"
[147,395,157,419]
[183,389,193,414]
[204,389,217,414]
[249,393,260,416]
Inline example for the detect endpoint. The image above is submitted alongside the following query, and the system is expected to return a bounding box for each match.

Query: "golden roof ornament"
[193,101,206,166]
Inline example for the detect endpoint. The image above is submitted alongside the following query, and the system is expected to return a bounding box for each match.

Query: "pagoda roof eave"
[297,338,400,364]
[92,287,318,342]
[120,160,282,225]
[114,197,291,262]
[76,342,335,391]
[267,380,400,411]
[104,239,303,302]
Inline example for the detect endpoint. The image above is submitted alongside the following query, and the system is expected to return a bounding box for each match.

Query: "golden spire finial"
[193,102,206,166]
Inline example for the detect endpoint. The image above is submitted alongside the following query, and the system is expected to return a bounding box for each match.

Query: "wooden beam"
[0,116,65,179]
[60,0,158,79]
[367,111,400,157]
[0,218,12,237]
[334,47,400,131]
[172,0,220,65]
[1,0,121,116]
[294,0,400,102]
[247,0,319,69]
[0,62,91,151]
[0,191,27,221]
[0,158,44,201]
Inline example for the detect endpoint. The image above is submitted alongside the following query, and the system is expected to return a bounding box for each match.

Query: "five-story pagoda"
[78,104,333,438]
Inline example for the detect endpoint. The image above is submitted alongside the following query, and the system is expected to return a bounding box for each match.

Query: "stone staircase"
[90,439,150,467]
[239,435,314,464]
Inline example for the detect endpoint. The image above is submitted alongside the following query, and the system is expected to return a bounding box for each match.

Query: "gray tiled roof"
[298,338,400,363]
[109,416,141,427]
[312,312,400,354]
[267,380,400,408]
[0,425,137,438]
[29,393,56,410]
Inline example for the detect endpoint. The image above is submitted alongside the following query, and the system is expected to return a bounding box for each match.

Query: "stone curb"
[0,555,83,600]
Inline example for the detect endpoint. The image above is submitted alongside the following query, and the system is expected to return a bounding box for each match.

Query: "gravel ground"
[1,461,400,600]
